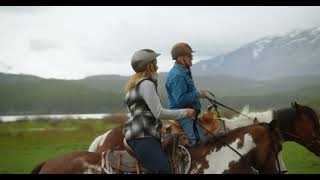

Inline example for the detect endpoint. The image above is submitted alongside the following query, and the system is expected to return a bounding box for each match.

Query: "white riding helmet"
[131,49,160,73]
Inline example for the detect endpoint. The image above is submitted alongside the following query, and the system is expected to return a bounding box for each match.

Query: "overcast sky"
[0,6,320,79]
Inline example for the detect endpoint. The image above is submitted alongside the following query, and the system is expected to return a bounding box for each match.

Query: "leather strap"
[123,138,136,158]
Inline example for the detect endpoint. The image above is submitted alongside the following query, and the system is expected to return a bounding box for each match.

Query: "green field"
[0,118,319,174]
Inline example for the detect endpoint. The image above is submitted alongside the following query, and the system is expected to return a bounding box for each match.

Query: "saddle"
[102,139,147,174]
[101,133,191,174]
[162,111,221,145]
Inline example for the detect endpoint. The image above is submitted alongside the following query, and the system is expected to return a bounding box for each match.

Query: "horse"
[223,102,320,156]
[31,151,104,174]
[31,120,283,174]
[221,102,320,173]
[88,102,319,173]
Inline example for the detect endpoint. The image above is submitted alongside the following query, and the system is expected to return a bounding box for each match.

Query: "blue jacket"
[165,63,201,112]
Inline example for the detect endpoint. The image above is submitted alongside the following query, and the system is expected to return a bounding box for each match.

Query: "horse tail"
[30,162,45,174]
[88,130,112,152]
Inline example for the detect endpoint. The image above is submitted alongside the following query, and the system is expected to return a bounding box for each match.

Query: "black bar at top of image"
[0,0,320,6]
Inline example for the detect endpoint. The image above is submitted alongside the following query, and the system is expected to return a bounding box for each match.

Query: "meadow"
[0,115,319,174]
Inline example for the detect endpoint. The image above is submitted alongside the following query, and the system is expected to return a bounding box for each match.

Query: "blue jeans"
[178,118,207,146]
[127,137,171,174]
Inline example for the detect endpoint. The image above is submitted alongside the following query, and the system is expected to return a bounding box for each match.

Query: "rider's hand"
[186,108,196,119]
[199,89,207,98]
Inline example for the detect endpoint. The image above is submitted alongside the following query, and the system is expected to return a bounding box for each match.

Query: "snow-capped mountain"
[192,26,320,80]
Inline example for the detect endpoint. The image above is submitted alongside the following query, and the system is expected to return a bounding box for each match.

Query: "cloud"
[0,61,12,72]
[29,38,63,51]
[1,6,320,79]
[0,7,51,14]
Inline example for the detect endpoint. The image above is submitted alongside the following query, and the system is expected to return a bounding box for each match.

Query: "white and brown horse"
[88,102,319,173]
[222,102,320,173]
[31,151,104,174]
[230,102,320,155]
[31,120,283,174]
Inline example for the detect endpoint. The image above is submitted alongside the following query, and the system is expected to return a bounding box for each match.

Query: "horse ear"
[292,101,300,109]
[269,119,278,131]
[292,101,304,113]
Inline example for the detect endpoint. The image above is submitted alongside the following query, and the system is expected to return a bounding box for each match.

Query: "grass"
[0,117,319,174]
[282,142,320,174]
[0,118,119,174]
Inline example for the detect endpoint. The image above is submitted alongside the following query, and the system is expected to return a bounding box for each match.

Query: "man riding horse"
[166,42,208,147]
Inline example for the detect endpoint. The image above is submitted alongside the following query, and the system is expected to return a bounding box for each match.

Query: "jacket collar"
[174,62,190,75]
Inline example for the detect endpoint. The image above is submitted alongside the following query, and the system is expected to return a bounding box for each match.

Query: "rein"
[206,91,254,120]
[194,121,244,159]
[260,123,286,174]
[281,131,319,148]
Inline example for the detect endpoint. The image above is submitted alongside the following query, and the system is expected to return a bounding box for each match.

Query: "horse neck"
[194,125,267,174]
[242,111,273,123]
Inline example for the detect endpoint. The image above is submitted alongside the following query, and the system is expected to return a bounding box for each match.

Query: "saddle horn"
[207,105,214,112]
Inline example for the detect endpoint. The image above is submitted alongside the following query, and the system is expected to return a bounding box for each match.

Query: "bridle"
[281,131,320,151]
[274,107,320,156]
[259,123,286,174]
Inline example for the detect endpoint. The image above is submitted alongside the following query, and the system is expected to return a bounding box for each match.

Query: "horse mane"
[206,122,270,145]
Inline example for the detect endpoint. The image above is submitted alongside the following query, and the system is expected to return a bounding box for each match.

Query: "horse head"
[288,102,320,156]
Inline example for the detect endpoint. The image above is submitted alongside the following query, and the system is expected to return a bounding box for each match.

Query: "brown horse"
[224,102,320,157]
[32,120,283,174]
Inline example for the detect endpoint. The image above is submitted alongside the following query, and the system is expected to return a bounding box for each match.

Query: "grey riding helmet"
[131,49,160,73]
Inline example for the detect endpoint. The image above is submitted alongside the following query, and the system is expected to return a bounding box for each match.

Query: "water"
[0,113,111,122]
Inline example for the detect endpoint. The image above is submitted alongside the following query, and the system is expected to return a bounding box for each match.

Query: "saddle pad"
[105,149,147,173]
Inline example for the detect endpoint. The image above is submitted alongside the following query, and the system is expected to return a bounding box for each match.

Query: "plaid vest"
[122,79,162,140]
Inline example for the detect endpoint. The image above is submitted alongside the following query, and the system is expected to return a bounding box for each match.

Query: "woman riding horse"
[32,120,284,174]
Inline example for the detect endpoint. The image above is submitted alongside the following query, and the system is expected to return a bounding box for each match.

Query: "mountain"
[0,73,124,115]
[212,85,320,112]
[192,26,320,80]
[0,72,319,115]
[73,73,320,97]
[72,74,129,94]
[0,72,42,84]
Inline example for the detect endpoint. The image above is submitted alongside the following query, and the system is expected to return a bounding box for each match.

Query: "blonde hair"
[125,63,157,93]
